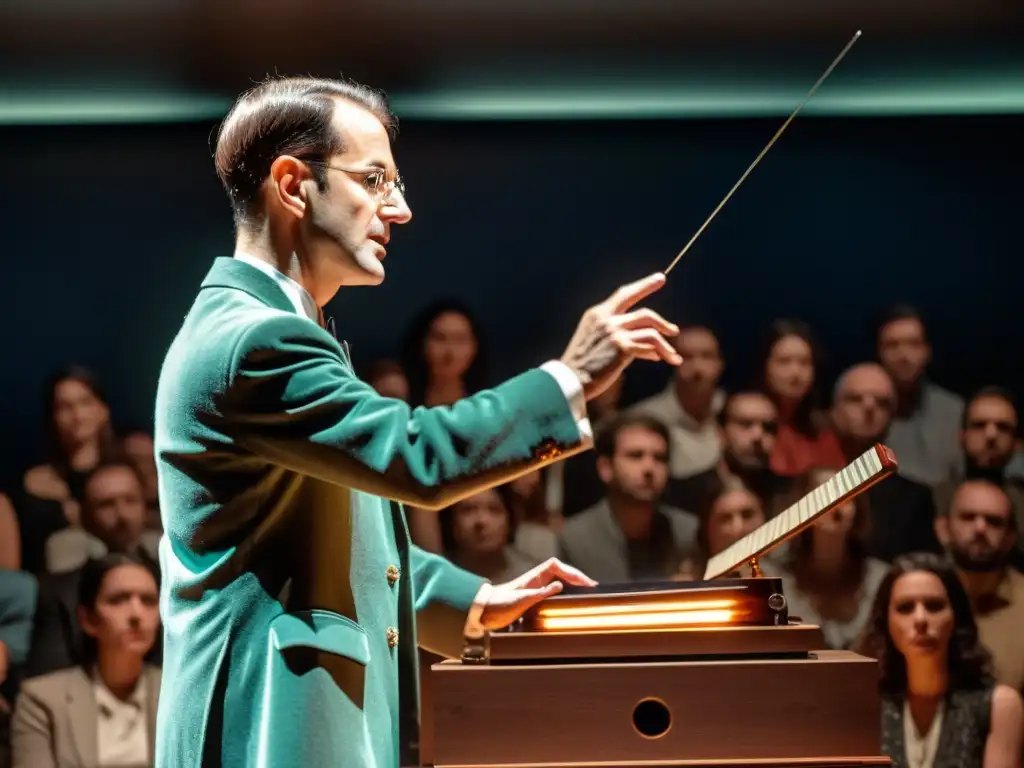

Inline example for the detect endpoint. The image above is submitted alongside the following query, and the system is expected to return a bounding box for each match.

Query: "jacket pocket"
[269,608,370,665]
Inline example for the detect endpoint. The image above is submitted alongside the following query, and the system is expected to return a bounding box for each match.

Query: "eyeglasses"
[305,160,406,202]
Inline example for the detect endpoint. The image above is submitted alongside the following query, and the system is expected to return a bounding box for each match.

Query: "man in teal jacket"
[153,75,681,768]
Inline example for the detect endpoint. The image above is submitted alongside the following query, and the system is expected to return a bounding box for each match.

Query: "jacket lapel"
[66,667,98,768]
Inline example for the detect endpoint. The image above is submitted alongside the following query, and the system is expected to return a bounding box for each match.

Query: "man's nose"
[380,189,412,224]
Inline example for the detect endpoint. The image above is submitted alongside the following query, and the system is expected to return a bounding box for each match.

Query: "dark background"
[0,0,1021,487]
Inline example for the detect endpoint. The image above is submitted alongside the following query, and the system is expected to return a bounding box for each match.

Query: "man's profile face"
[300,100,412,287]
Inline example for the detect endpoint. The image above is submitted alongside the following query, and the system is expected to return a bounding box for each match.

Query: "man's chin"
[341,257,386,286]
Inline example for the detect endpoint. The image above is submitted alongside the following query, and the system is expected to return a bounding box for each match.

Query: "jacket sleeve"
[0,570,38,665]
[223,313,591,511]
[408,545,485,659]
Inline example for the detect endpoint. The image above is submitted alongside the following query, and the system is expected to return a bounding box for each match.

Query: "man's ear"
[269,155,311,220]
[596,455,613,486]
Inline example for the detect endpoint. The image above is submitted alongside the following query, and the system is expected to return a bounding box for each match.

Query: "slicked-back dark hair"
[214,75,398,230]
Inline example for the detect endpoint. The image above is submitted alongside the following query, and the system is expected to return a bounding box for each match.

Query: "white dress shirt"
[93,672,148,767]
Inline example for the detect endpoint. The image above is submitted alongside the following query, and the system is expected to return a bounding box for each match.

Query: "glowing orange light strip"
[535,599,737,619]
[538,609,737,631]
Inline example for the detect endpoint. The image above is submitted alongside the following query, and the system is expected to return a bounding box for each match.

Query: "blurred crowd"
[0,298,1022,766]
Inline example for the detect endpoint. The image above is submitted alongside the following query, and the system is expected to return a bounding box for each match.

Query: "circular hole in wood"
[632,697,671,739]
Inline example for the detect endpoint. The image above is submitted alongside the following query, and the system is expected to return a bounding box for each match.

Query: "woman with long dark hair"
[753,319,840,476]
[400,299,487,408]
[854,552,1022,767]
[400,300,488,550]
[18,366,119,573]
[12,552,161,767]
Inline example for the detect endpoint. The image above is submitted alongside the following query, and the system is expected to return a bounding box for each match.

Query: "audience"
[854,552,1022,767]
[934,479,1024,694]
[27,464,160,678]
[669,390,800,519]
[12,554,161,768]
[822,363,941,561]
[777,467,889,650]
[629,324,725,480]
[559,413,698,582]
[17,366,116,575]
[754,319,835,477]
[400,299,488,553]
[673,477,767,580]
[876,305,965,488]
[934,387,1024,569]
[438,487,540,583]
[1,288,1020,767]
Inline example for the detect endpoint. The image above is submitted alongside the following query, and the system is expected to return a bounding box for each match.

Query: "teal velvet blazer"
[152,258,586,768]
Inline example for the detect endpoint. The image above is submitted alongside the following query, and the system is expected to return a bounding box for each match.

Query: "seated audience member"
[362,358,410,401]
[0,494,20,571]
[668,390,801,519]
[777,467,889,649]
[401,300,487,553]
[560,414,698,582]
[673,478,769,580]
[822,363,942,561]
[934,479,1024,693]
[548,373,624,517]
[628,324,725,480]
[754,319,842,477]
[12,554,161,768]
[875,304,964,488]
[0,570,38,708]
[934,387,1024,570]
[17,366,118,575]
[119,429,160,533]
[44,463,160,575]
[27,465,160,677]
[503,470,559,562]
[854,552,1023,768]
[439,487,540,583]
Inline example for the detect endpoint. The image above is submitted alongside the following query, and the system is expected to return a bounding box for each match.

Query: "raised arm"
[223,271,679,511]
[225,312,590,511]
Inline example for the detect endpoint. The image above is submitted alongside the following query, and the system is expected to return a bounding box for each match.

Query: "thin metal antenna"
[664,30,862,275]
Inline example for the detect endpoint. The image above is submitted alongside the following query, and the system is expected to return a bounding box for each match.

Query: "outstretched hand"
[477,557,597,630]
[560,272,682,400]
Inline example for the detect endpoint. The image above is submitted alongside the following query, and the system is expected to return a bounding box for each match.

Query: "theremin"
[426,444,898,768]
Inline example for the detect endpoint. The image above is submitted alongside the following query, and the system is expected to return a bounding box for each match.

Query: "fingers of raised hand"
[607,272,667,313]
[615,308,679,336]
[615,328,683,364]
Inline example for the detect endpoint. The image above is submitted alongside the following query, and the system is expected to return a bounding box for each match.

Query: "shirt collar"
[234,252,320,323]
[92,667,147,715]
